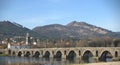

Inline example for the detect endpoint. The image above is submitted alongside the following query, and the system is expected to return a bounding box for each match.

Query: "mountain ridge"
[33,21,119,39]
[0,20,119,40]
[0,21,40,39]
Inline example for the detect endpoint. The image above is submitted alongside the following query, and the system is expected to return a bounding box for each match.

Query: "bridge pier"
[78,56,82,61]
[92,57,99,62]
[50,54,54,58]
[30,51,33,57]
[62,55,66,59]
[75,55,82,63]
[112,56,120,61]
[39,54,43,57]
[76,54,81,59]
[21,54,24,57]
[22,51,25,57]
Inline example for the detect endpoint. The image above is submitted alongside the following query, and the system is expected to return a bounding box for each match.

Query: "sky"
[0,0,120,32]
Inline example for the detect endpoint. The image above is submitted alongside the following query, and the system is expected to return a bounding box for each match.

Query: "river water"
[0,56,81,65]
[0,56,112,65]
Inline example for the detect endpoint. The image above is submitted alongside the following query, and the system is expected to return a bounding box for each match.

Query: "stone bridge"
[0,49,8,54]
[9,47,120,61]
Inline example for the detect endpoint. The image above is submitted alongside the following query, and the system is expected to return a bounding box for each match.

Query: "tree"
[113,39,120,47]
[76,39,88,47]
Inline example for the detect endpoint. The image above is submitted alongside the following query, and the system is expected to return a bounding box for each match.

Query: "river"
[0,56,81,65]
[0,56,112,65]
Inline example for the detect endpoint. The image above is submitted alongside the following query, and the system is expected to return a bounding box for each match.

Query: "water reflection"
[0,56,113,65]
[0,56,68,65]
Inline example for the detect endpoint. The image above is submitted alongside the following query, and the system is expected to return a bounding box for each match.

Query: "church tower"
[7,43,11,49]
[26,32,29,45]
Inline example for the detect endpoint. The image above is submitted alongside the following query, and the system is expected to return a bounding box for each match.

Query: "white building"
[7,32,31,49]
[7,42,28,50]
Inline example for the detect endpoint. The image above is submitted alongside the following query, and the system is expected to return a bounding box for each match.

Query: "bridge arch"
[99,50,113,62]
[67,50,76,60]
[54,51,62,58]
[33,51,40,57]
[18,51,22,56]
[25,51,31,57]
[43,51,50,58]
[82,50,93,63]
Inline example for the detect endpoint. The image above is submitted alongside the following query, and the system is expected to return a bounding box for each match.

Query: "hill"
[0,21,40,40]
[33,21,120,39]
[0,21,119,40]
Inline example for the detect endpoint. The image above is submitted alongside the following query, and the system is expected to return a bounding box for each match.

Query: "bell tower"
[26,32,29,45]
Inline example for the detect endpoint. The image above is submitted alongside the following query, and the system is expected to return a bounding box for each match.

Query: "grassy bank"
[0,54,9,56]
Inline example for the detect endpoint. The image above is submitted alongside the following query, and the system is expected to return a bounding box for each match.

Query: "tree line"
[1,36,120,49]
[31,36,120,48]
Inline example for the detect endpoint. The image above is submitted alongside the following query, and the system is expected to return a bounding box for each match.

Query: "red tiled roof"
[10,42,27,46]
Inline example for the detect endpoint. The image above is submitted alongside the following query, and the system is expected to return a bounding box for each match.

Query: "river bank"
[71,61,120,65]
[3,61,120,65]
[0,54,9,56]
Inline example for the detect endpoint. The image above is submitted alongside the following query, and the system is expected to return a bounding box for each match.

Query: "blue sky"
[0,0,119,32]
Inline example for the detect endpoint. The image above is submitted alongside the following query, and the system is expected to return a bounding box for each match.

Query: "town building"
[7,33,34,49]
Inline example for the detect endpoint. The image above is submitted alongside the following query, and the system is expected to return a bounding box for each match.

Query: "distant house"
[7,33,37,49]
[7,42,29,50]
